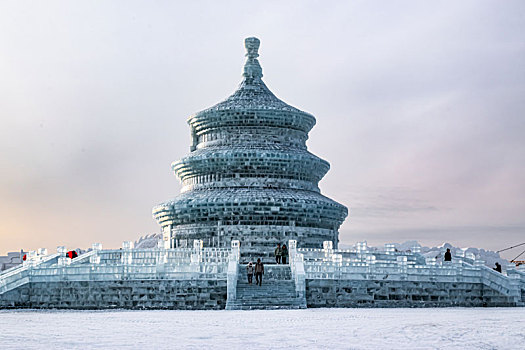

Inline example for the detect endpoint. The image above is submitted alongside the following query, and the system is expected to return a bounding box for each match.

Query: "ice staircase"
[0,252,60,296]
[227,264,306,310]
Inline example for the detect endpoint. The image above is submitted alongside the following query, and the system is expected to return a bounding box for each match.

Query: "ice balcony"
[0,240,232,296]
[1,239,524,307]
[290,241,525,304]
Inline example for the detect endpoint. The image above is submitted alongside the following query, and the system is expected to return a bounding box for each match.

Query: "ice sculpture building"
[153,38,347,259]
[2,38,522,311]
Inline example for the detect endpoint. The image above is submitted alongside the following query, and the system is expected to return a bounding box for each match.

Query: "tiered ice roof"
[154,37,347,258]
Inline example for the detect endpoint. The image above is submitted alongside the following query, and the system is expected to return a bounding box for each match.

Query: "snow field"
[0,308,523,349]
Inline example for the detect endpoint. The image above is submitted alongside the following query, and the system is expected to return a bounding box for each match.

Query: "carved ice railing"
[1,240,234,296]
[297,241,523,302]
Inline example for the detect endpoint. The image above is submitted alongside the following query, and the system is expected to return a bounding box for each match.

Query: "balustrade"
[2,239,523,305]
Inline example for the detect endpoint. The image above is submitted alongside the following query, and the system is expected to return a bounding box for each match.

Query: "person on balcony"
[274,243,282,264]
[493,262,502,273]
[281,244,289,264]
[444,248,452,262]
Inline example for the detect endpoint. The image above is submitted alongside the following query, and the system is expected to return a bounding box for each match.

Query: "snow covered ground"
[0,308,523,349]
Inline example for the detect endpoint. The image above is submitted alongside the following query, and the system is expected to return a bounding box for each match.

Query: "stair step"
[238,286,294,288]
[234,302,301,305]
[238,281,294,284]
[238,293,296,294]
[227,263,306,310]
[237,286,295,288]
[233,300,299,302]
[236,297,298,300]
[227,305,305,310]
[241,293,296,294]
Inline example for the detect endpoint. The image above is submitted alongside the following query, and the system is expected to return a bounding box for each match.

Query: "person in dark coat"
[444,248,452,262]
[274,243,282,264]
[281,244,288,264]
[67,250,78,259]
[255,258,264,286]
[246,262,254,284]
[494,262,502,273]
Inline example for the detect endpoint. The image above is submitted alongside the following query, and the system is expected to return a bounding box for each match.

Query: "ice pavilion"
[153,37,347,260]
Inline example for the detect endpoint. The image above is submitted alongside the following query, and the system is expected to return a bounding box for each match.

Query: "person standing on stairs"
[255,258,264,286]
[247,261,254,284]
[275,243,282,264]
[281,244,288,264]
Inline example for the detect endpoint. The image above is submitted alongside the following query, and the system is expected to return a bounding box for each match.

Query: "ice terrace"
[1,239,524,308]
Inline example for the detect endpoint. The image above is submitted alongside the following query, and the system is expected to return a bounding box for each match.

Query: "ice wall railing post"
[289,239,305,297]
[323,241,333,262]
[366,255,376,276]
[384,243,395,255]
[226,240,240,306]
[289,239,297,278]
[121,241,134,265]
[90,243,102,264]
[155,240,168,266]
[332,253,342,279]
[357,241,369,262]
[294,253,306,298]
[397,256,408,278]
[191,239,204,265]
[23,249,46,267]
[28,251,37,265]
[57,246,70,266]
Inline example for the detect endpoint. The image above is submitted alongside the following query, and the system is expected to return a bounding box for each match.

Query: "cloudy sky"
[1,1,524,259]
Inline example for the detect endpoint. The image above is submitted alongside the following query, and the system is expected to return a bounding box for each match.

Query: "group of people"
[445,248,502,273]
[274,243,288,264]
[246,259,264,286]
[245,243,290,287]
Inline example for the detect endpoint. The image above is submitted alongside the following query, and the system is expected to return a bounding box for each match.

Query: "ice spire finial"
[243,37,263,80]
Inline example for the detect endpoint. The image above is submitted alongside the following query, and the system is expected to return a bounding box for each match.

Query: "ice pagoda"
[2,38,523,310]
[153,37,348,259]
